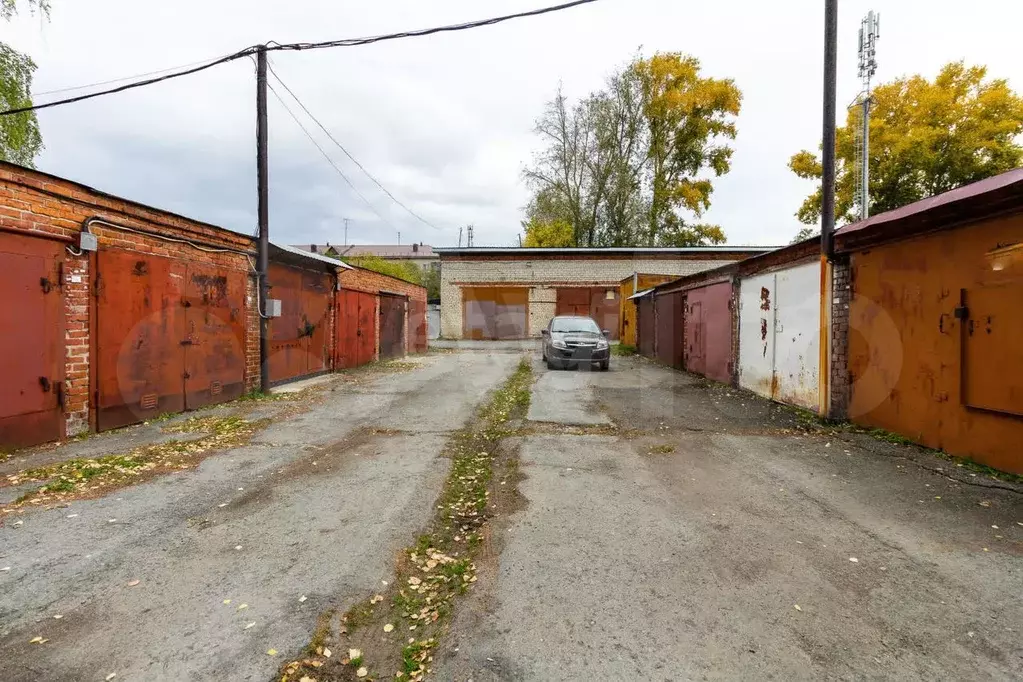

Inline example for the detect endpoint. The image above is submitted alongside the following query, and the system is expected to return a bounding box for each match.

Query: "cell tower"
[854,11,880,220]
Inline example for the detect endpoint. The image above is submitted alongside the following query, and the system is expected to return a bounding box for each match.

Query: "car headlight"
[597,339,609,349]
[552,339,567,349]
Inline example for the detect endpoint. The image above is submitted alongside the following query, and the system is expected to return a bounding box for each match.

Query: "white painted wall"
[739,261,821,411]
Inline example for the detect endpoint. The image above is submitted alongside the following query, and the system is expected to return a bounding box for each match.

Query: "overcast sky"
[5,0,1022,247]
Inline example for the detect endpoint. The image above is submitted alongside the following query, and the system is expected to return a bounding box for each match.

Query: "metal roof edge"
[270,242,353,269]
[434,246,777,254]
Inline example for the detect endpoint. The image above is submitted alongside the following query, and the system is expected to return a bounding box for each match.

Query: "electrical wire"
[0,0,600,117]
[266,61,440,231]
[34,53,241,97]
[266,82,396,230]
[265,0,600,51]
[1,47,260,117]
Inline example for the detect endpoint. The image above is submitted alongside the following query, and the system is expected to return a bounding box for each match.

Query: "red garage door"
[335,289,377,369]
[684,281,734,384]
[556,287,620,339]
[96,249,246,431]
[379,294,406,360]
[0,232,65,448]
[267,263,333,385]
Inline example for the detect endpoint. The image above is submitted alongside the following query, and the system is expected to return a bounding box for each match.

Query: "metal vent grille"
[140,393,158,410]
[210,381,222,396]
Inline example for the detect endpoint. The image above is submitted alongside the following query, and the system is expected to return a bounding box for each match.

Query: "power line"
[0,0,600,117]
[1,47,259,116]
[266,81,396,230]
[266,61,441,231]
[267,0,600,51]
[33,53,239,97]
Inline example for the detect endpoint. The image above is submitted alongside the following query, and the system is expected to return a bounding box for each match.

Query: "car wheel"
[546,357,557,370]
[600,360,609,371]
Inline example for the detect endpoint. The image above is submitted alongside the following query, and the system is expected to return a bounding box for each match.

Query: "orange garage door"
[463,288,528,340]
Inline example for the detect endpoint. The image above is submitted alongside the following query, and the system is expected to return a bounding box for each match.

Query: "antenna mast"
[855,10,880,220]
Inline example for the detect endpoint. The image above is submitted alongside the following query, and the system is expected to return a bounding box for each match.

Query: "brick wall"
[0,163,255,439]
[829,255,851,420]
[439,257,740,338]
[338,266,427,356]
[244,274,261,392]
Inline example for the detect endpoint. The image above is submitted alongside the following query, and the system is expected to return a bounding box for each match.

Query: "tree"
[344,255,423,286]
[523,52,742,248]
[790,61,1023,225]
[522,217,574,247]
[635,53,741,246]
[1,0,47,167]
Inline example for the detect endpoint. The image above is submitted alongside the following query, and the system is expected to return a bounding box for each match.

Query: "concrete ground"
[438,356,1023,681]
[0,353,520,682]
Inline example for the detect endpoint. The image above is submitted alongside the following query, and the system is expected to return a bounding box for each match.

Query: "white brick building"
[436,247,772,339]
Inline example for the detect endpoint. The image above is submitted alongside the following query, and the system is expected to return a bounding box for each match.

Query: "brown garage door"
[556,287,620,340]
[268,263,333,385]
[335,289,377,369]
[96,249,246,431]
[463,288,528,340]
[379,294,406,360]
[0,232,65,448]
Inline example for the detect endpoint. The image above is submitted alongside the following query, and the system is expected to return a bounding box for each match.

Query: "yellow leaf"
[267,649,277,656]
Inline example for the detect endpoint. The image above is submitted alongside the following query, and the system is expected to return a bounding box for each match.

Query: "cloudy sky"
[6,0,1022,247]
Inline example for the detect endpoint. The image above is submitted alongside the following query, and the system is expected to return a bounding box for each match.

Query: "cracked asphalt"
[3,348,1021,681]
[0,352,520,682]
[439,354,1023,681]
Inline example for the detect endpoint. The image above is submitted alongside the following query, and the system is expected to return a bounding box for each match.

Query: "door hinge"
[55,381,65,409]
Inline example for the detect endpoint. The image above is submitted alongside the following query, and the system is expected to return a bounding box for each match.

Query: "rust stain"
[760,287,771,311]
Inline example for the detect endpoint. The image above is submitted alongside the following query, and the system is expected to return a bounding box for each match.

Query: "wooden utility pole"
[820,0,838,258]
[256,45,270,392]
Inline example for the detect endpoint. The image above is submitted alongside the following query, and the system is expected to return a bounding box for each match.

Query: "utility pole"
[256,45,270,393]
[458,226,463,248]
[344,217,350,246]
[820,0,838,259]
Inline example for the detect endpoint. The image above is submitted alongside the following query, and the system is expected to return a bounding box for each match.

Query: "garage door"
[268,263,333,385]
[556,287,620,340]
[335,289,376,369]
[463,288,527,340]
[0,232,65,448]
[380,294,406,360]
[96,249,246,431]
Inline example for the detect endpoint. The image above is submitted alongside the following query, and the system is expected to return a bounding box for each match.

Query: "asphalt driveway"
[438,355,1023,681]
[0,352,520,682]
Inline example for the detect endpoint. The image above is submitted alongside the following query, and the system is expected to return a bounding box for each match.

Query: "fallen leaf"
[29,636,44,644]
[1,567,10,572]
[244,622,255,630]
[12,520,22,526]
[299,595,307,603]
[299,677,316,682]
[849,557,859,563]
[793,605,802,612]
[322,647,331,658]
[66,514,78,518]
[356,667,368,678]
[127,580,140,587]
[348,648,362,660]
[267,649,277,656]
[384,623,394,633]
[991,525,999,529]
[408,577,422,587]
[106,675,117,681]
[235,545,243,551]
[53,615,63,619]
[218,504,228,508]
[238,604,248,610]
[979,501,991,507]
[108,519,117,523]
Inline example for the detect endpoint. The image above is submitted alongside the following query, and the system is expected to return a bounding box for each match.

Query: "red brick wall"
[338,266,427,302]
[338,266,427,357]
[0,163,255,437]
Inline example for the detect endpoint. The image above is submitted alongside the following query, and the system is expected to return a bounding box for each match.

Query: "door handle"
[39,376,51,392]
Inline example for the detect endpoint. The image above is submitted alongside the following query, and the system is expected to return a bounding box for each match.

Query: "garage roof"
[435,246,775,255]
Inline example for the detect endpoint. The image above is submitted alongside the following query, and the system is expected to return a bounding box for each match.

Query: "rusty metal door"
[0,233,65,448]
[683,283,734,383]
[268,264,331,384]
[409,299,428,353]
[962,282,1023,416]
[96,249,187,431]
[637,296,655,358]
[335,289,376,368]
[379,294,405,360]
[357,292,376,364]
[183,265,246,407]
[654,292,683,369]
[590,288,620,340]
[97,250,245,430]
[556,288,590,316]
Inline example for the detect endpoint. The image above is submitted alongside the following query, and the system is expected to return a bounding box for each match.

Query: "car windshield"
[551,318,600,334]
